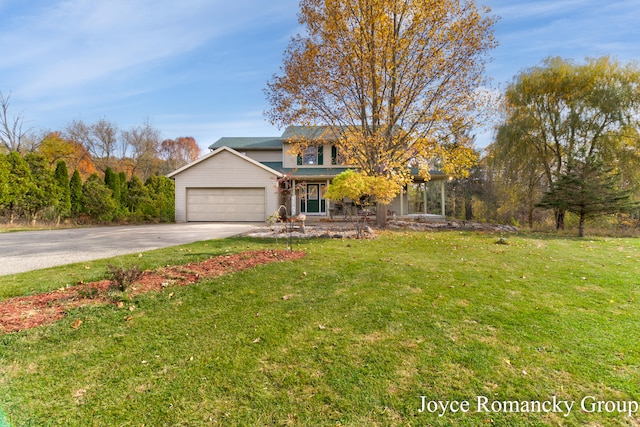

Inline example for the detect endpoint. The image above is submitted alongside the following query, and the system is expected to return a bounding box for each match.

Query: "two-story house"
[168,126,449,222]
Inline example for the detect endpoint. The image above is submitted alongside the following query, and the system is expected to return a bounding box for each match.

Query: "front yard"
[0,231,639,426]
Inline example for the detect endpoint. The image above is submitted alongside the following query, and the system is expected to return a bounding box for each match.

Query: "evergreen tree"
[0,154,9,212]
[83,174,116,222]
[54,160,71,220]
[24,153,58,223]
[70,169,83,218]
[118,171,129,211]
[127,175,152,221]
[537,158,636,237]
[104,167,121,208]
[144,175,175,222]
[5,152,38,224]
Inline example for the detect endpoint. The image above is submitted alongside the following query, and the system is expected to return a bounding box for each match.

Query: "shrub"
[106,264,143,291]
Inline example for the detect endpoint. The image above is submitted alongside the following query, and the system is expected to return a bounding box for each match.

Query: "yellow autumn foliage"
[266,0,496,224]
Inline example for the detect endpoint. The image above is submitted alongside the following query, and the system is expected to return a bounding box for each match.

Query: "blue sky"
[0,0,638,151]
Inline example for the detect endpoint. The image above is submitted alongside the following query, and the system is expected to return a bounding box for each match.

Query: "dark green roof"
[209,137,283,151]
[261,162,352,178]
[207,127,449,179]
[280,125,343,140]
[208,126,341,151]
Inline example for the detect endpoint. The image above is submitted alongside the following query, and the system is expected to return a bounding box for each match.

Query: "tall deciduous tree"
[121,120,162,180]
[37,132,76,166]
[65,118,119,173]
[490,56,640,230]
[265,0,496,226]
[159,137,201,174]
[0,91,33,153]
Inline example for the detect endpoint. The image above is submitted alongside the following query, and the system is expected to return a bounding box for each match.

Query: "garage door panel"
[187,188,265,222]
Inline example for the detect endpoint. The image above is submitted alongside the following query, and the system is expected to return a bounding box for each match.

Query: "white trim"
[167,146,283,178]
[441,180,446,217]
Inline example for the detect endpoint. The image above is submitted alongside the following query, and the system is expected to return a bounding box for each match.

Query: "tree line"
[446,57,640,236]
[0,152,175,225]
[0,108,201,226]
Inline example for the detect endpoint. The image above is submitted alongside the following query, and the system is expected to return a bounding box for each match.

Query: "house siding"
[388,191,408,217]
[283,142,339,168]
[174,150,280,222]
[242,150,282,163]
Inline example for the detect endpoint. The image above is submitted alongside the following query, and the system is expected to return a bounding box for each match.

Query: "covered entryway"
[186,188,266,222]
[300,183,326,215]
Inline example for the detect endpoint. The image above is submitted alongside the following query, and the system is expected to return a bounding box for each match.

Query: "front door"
[305,184,320,213]
[301,184,327,214]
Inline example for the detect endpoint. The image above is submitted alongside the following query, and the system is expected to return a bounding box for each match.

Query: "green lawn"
[1,231,639,426]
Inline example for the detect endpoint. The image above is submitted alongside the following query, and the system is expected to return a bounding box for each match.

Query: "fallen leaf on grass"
[71,319,83,329]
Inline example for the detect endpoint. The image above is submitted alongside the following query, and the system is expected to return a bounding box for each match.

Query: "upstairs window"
[331,145,346,165]
[297,145,324,165]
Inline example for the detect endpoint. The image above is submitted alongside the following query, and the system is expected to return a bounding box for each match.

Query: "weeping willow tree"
[265,0,497,226]
[490,56,640,230]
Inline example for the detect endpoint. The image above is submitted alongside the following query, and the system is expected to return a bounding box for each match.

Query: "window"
[331,145,346,165]
[297,146,324,165]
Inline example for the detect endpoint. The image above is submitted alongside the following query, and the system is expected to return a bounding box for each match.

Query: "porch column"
[399,187,404,216]
[440,180,446,217]
[325,179,331,216]
[423,182,428,214]
[291,179,297,216]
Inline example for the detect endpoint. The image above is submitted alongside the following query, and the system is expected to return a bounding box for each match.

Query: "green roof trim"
[260,162,352,178]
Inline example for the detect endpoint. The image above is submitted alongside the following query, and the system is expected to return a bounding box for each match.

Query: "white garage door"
[186,188,265,222]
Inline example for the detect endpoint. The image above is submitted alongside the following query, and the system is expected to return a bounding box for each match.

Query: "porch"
[283,178,449,221]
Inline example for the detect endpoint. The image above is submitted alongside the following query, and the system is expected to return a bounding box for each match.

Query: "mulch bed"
[0,249,305,334]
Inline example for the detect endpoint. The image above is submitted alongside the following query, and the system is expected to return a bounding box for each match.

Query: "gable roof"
[208,137,283,151]
[207,126,344,151]
[280,125,343,140]
[167,146,283,178]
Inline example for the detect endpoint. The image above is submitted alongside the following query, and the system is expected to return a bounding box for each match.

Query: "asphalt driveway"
[0,223,258,276]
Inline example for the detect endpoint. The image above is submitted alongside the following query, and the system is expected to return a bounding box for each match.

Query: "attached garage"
[186,188,265,222]
[168,147,282,223]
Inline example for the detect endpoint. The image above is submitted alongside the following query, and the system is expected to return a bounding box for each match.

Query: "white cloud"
[0,0,296,100]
